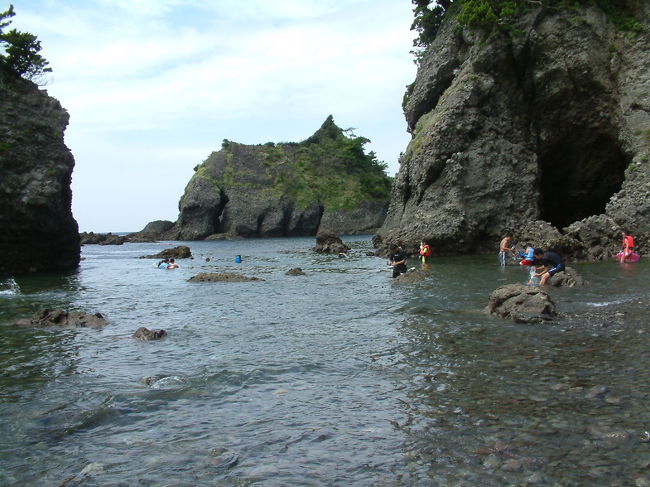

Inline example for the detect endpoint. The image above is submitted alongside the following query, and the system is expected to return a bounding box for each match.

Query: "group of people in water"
[501,238,566,286]
[157,258,179,269]
[387,230,638,283]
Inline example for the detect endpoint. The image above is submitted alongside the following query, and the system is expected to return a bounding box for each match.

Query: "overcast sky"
[9,0,417,232]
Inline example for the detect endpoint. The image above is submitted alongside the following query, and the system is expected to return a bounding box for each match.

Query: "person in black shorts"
[532,249,565,286]
[388,245,408,278]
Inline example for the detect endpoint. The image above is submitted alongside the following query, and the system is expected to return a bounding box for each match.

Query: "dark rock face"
[127,220,174,242]
[486,284,557,323]
[312,230,350,254]
[187,272,264,282]
[0,78,80,277]
[80,232,127,245]
[377,5,650,258]
[14,309,107,329]
[132,327,167,340]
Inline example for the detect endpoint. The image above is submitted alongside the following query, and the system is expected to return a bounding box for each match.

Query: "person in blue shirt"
[532,249,565,286]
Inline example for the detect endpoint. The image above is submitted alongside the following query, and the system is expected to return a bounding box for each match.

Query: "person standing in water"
[388,244,408,278]
[419,240,431,265]
[499,236,515,266]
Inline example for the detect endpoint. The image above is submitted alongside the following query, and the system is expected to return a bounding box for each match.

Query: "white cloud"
[9,0,416,232]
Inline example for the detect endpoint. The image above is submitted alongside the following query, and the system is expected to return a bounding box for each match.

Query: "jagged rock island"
[375,0,649,259]
[0,20,80,277]
[136,116,391,240]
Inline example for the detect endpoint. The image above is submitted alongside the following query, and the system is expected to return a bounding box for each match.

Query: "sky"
[8,0,418,232]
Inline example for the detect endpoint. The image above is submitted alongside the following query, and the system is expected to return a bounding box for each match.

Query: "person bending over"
[532,249,565,286]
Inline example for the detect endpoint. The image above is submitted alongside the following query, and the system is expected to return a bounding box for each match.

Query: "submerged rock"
[187,272,264,282]
[14,309,107,329]
[132,327,167,340]
[285,267,306,276]
[486,284,557,323]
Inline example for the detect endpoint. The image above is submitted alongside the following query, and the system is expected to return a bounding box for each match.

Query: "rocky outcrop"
[142,245,192,260]
[0,76,80,276]
[128,220,174,241]
[80,232,127,245]
[136,116,391,241]
[14,309,107,329]
[486,284,557,323]
[377,4,650,259]
[312,230,350,254]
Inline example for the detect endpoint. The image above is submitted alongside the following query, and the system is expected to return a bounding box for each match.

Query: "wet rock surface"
[547,266,586,287]
[13,309,107,329]
[187,272,264,283]
[487,283,557,323]
[393,268,427,284]
[132,327,167,340]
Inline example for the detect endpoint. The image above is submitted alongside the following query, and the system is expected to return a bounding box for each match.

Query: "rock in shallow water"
[132,327,167,340]
[188,272,264,282]
[14,309,107,329]
[486,283,557,323]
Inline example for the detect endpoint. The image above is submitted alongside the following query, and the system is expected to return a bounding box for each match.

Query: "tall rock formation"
[376,3,650,257]
[0,76,80,276]
[144,116,391,240]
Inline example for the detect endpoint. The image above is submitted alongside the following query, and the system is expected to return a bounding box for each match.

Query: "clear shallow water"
[1,236,649,486]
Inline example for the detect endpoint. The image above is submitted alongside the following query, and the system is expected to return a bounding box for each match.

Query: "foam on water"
[0,278,20,295]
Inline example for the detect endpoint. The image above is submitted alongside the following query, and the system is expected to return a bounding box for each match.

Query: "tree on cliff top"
[0,4,52,83]
[411,0,643,60]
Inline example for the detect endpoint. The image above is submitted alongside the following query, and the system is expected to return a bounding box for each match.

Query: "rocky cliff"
[376,2,650,258]
[0,75,80,276]
[139,116,391,240]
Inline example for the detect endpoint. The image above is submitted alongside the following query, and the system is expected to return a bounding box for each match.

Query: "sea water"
[1,236,649,486]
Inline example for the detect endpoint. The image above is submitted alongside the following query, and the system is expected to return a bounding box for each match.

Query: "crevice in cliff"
[213,189,229,233]
[538,132,628,229]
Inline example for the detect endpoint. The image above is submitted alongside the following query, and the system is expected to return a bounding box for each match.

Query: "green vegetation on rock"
[0,5,51,83]
[410,0,643,61]
[196,115,392,211]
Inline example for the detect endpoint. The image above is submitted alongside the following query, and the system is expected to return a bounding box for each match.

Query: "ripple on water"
[2,241,650,486]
